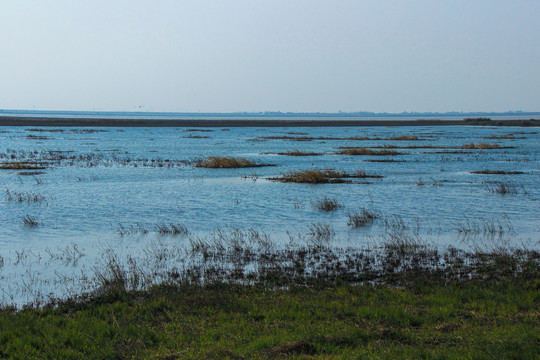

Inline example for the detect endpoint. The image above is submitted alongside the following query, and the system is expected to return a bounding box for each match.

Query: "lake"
[0,125,538,306]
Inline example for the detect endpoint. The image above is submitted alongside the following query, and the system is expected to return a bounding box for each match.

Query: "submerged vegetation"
[337,147,402,156]
[312,196,343,211]
[0,161,46,170]
[0,229,538,358]
[471,170,524,175]
[5,190,46,203]
[276,149,323,156]
[269,169,382,184]
[462,142,504,149]
[347,209,378,227]
[196,156,274,168]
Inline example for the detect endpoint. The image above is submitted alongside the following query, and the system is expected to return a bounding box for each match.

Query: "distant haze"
[1,1,538,113]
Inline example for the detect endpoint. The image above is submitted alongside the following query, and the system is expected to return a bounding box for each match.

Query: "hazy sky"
[1,1,539,113]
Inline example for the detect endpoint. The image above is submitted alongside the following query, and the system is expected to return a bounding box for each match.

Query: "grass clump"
[0,162,46,170]
[21,214,39,227]
[347,209,378,227]
[5,190,46,203]
[277,149,323,156]
[196,156,274,168]
[472,170,524,175]
[462,143,502,149]
[388,135,419,140]
[155,223,189,236]
[485,182,523,195]
[337,147,402,156]
[312,196,343,211]
[270,169,381,184]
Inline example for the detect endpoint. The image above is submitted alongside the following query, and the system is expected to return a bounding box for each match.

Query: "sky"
[0,1,539,113]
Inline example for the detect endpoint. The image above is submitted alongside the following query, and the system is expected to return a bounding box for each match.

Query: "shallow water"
[0,125,538,305]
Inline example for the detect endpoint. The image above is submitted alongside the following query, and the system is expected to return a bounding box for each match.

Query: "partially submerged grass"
[0,235,538,359]
[363,159,405,162]
[471,170,524,175]
[269,169,382,184]
[337,147,402,156]
[184,128,214,132]
[155,223,189,236]
[276,149,323,156]
[0,161,46,170]
[26,134,50,140]
[182,134,211,139]
[196,156,274,168]
[388,135,419,140]
[462,142,503,149]
[21,214,39,227]
[485,182,525,195]
[311,196,343,211]
[347,209,378,227]
[5,190,46,203]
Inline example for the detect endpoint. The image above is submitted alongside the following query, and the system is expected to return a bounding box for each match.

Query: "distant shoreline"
[0,116,539,127]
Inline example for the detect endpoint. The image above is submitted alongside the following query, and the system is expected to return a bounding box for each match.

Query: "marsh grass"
[16,171,46,176]
[26,134,50,140]
[277,149,323,156]
[471,170,524,175]
[2,271,538,360]
[347,209,377,227]
[307,222,334,243]
[5,190,46,203]
[337,147,402,156]
[155,223,189,236]
[363,159,405,162]
[312,196,343,211]
[21,214,39,227]
[0,162,46,170]
[462,143,504,149]
[484,182,524,195]
[388,135,419,140]
[196,156,274,168]
[454,216,514,236]
[114,223,150,236]
[182,134,211,139]
[270,169,382,184]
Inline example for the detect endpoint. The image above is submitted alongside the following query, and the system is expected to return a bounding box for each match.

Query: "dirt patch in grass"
[266,341,317,357]
[196,156,275,168]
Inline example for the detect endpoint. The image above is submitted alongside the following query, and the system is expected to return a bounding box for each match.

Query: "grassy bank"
[1,280,538,359]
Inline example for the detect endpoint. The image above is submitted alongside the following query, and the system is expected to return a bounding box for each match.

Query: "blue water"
[0,125,538,305]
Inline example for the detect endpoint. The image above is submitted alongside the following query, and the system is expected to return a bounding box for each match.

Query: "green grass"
[1,280,538,359]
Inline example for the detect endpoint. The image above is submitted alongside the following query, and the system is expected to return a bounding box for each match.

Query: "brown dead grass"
[196,156,274,168]
[337,148,402,156]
